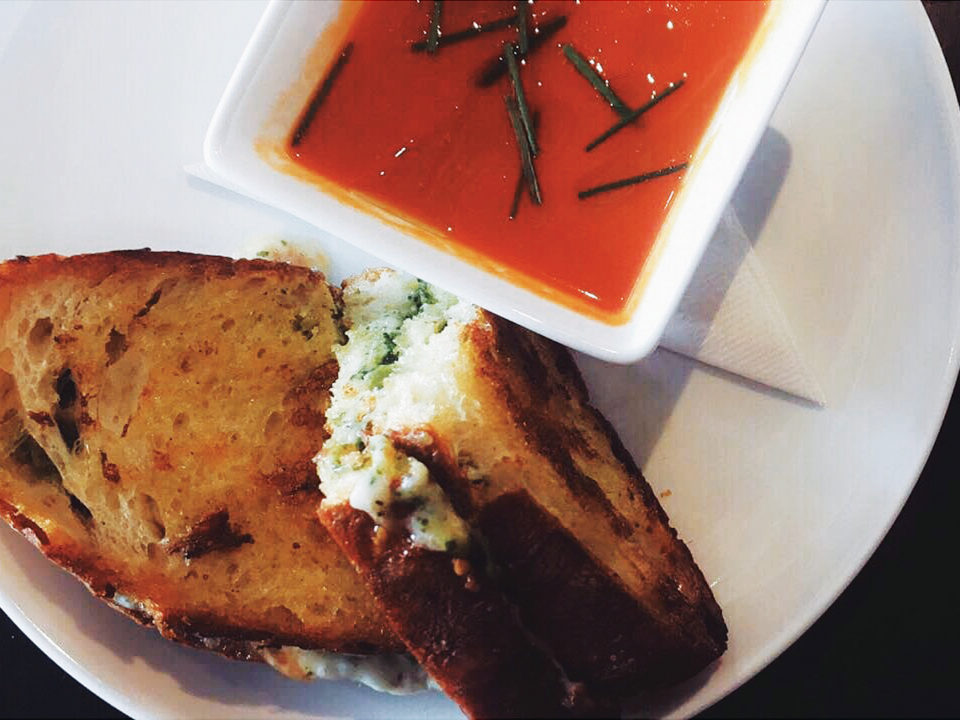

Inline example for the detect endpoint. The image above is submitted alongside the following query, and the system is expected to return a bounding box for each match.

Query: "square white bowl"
[204,0,824,363]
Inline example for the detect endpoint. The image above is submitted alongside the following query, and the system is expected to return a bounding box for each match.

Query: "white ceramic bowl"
[204,0,824,363]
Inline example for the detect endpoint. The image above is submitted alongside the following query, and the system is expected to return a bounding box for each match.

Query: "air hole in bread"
[105,328,128,366]
[9,433,59,484]
[67,492,93,526]
[172,412,188,431]
[55,369,78,408]
[291,314,317,341]
[221,318,235,332]
[10,429,94,526]
[27,317,53,351]
[53,368,82,454]
[136,493,166,541]
[264,411,283,438]
[263,604,301,629]
[134,288,162,319]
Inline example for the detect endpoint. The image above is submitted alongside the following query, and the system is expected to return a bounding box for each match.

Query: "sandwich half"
[0,252,423,687]
[317,269,726,711]
[0,252,726,713]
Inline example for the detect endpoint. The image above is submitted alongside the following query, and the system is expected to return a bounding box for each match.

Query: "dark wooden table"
[2,3,959,718]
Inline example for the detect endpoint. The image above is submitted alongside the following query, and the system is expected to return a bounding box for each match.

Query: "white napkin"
[660,206,824,404]
[185,163,824,405]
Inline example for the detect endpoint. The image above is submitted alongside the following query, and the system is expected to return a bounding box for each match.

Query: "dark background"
[2,3,959,718]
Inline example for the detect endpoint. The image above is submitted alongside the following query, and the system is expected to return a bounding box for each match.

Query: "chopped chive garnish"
[411,13,516,52]
[291,42,354,148]
[578,162,687,200]
[504,43,538,156]
[505,96,542,205]
[476,14,568,87]
[508,169,526,220]
[509,110,540,219]
[562,44,631,119]
[517,3,529,55]
[585,80,685,152]
[426,0,443,54]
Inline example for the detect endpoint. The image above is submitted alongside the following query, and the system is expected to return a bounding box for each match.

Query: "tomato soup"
[287,1,768,322]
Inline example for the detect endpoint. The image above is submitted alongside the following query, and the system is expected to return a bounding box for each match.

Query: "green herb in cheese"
[317,273,473,552]
[319,435,469,552]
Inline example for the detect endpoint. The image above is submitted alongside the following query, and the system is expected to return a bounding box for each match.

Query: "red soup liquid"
[287,1,768,323]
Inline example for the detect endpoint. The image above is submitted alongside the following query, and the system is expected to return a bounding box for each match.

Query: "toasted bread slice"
[0,252,403,667]
[322,500,600,718]
[317,270,726,704]
[315,272,596,717]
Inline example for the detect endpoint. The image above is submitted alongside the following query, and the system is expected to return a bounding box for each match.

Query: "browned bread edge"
[391,311,726,694]
[319,503,606,719]
[478,491,725,693]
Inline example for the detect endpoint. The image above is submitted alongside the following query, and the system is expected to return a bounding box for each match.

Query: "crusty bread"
[317,269,726,711]
[322,502,601,718]
[0,252,726,712]
[0,252,402,665]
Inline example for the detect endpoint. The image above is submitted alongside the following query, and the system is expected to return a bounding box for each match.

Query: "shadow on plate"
[730,126,792,246]
[578,125,796,468]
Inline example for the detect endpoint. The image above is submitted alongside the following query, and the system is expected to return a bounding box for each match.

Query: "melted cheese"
[263,647,435,695]
[317,273,472,551]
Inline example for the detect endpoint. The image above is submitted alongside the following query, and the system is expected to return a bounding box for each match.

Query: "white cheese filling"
[318,434,469,552]
[113,595,432,694]
[317,273,473,551]
[265,647,435,695]
[112,593,149,614]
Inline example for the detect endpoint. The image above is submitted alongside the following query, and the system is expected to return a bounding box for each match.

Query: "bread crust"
[380,308,726,691]
[478,492,724,693]
[397,429,724,693]
[320,502,602,719]
[325,268,726,701]
[460,311,727,688]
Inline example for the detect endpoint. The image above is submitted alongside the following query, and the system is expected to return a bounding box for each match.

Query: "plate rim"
[0,1,958,718]
[677,3,960,713]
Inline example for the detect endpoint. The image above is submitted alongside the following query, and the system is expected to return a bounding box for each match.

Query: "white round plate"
[0,1,957,718]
